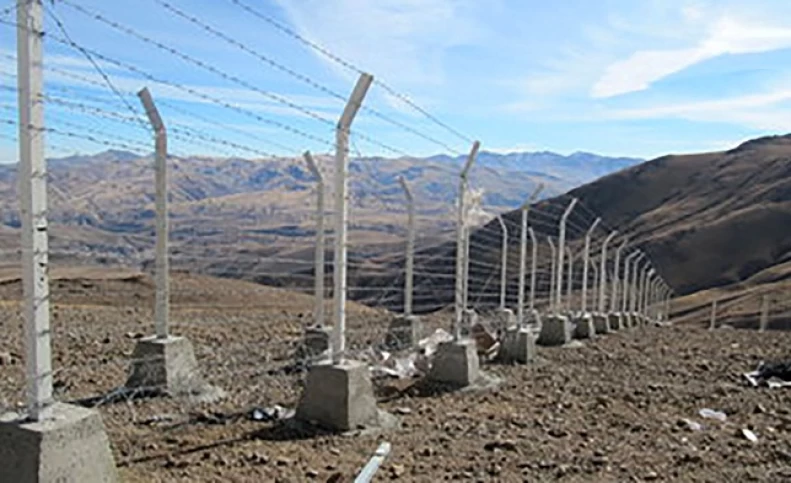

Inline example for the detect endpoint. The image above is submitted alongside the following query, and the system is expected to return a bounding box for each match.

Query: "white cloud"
[273,0,481,87]
[592,16,791,98]
[607,87,791,130]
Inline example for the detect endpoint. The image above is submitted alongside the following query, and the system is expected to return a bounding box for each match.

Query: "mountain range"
[0,148,642,266]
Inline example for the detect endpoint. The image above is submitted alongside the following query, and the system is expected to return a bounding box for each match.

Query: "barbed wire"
[43,3,149,134]
[153,0,463,156]
[223,0,474,146]
[0,16,335,153]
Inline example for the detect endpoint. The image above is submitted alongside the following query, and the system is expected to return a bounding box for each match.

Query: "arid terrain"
[2,269,791,482]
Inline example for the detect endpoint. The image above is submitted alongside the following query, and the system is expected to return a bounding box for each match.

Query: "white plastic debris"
[742,428,759,443]
[681,418,703,431]
[699,408,727,422]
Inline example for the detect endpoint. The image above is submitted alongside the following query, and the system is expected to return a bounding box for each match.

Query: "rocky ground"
[2,270,791,482]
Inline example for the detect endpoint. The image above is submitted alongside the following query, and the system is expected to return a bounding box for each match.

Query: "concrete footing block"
[385,315,419,350]
[126,335,204,395]
[573,313,596,339]
[621,313,633,328]
[537,314,573,346]
[296,360,380,432]
[498,327,537,364]
[592,313,610,334]
[608,313,623,331]
[0,402,118,483]
[428,339,480,386]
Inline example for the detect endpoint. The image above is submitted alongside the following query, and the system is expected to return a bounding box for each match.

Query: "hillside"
[564,135,791,295]
[354,134,791,316]
[1,269,790,481]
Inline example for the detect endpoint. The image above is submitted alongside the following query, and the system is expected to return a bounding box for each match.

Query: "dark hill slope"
[565,135,791,294]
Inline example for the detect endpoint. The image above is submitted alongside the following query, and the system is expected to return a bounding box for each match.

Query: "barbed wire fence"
[0,0,675,475]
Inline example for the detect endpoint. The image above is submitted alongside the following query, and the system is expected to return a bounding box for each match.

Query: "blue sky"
[2,0,791,162]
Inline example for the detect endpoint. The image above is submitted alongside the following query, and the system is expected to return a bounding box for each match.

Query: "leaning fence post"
[497,215,508,310]
[304,151,325,327]
[138,87,169,339]
[565,247,574,311]
[709,298,718,330]
[590,258,599,312]
[454,142,480,340]
[598,230,618,313]
[622,251,638,313]
[547,236,556,313]
[581,218,600,314]
[398,176,415,316]
[630,253,645,313]
[644,269,655,317]
[528,227,538,311]
[611,238,628,313]
[760,295,769,332]
[332,73,373,364]
[556,198,578,312]
[517,185,543,325]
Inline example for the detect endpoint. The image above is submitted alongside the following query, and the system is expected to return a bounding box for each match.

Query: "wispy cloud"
[273,0,482,87]
[592,16,791,98]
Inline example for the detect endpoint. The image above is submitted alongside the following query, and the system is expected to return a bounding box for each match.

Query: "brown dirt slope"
[2,271,791,481]
[563,135,791,295]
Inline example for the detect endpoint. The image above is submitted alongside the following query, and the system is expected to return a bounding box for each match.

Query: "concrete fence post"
[528,227,538,311]
[332,73,373,363]
[16,0,52,421]
[547,237,556,313]
[454,142,480,340]
[398,176,415,316]
[581,218,600,314]
[611,238,628,313]
[598,231,618,313]
[497,215,508,310]
[138,88,169,339]
[517,185,543,325]
[760,295,769,332]
[566,247,574,312]
[556,198,578,311]
[303,151,325,327]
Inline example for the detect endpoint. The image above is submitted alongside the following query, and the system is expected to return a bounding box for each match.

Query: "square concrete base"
[295,360,380,432]
[631,313,645,326]
[384,315,419,350]
[573,313,596,339]
[621,313,633,328]
[608,313,623,331]
[592,313,610,334]
[125,335,202,395]
[537,314,573,346]
[0,402,118,482]
[498,327,537,364]
[428,339,480,386]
